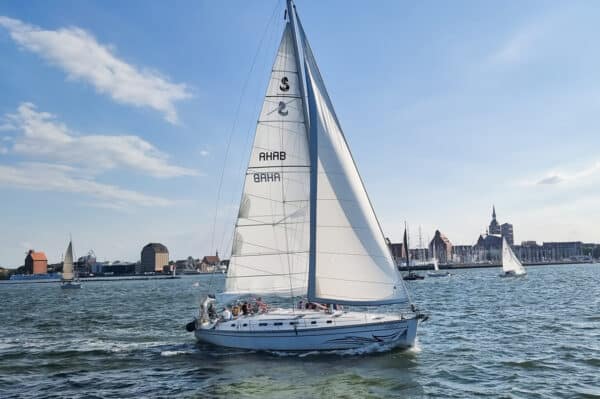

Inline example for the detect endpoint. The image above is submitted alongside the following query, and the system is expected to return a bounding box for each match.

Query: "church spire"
[492,205,496,220]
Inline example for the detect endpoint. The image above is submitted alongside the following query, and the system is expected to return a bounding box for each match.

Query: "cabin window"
[259,323,268,327]
[289,321,298,325]
[230,324,236,327]
[326,320,332,324]
[274,322,283,326]
[310,321,317,325]
[243,323,248,327]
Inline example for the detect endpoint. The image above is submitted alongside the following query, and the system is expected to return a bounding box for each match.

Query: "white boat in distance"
[61,240,81,289]
[187,0,424,352]
[427,243,450,277]
[500,237,526,277]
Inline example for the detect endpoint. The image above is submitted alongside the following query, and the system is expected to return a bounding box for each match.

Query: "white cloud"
[0,16,192,124]
[200,150,210,157]
[489,27,542,65]
[4,102,198,178]
[520,161,600,186]
[0,162,174,207]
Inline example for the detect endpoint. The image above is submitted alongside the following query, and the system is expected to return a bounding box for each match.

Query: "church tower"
[489,205,501,235]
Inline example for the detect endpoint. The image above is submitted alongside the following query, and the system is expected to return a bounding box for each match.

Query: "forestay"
[222,24,311,301]
[502,237,526,275]
[301,26,409,306]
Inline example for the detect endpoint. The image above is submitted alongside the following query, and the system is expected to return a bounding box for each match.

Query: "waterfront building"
[474,234,502,261]
[24,250,48,274]
[501,223,514,245]
[429,230,452,264]
[200,252,220,273]
[103,261,136,275]
[139,243,169,274]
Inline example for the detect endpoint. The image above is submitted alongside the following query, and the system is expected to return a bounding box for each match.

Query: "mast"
[403,222,410,272]
[287,0,317,300]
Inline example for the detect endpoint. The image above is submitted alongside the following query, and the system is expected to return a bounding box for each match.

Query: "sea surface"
[0,264,598,398]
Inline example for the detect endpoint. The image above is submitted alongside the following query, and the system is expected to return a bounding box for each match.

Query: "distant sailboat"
[500,237,526,277]
[186,0,424,351]
[403,225,424,280]
[427,242,450,277]
[61,240,81,289]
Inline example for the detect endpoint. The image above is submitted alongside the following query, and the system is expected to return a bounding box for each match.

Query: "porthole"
[259,323,268,327]
[310,321,317,325]
[326,320,332,324]
[274,322,283,326]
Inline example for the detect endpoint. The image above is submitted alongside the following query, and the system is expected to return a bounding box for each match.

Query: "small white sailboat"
[186,0,424,352]
[61,240,81,289]
[427,243,450,277]
[500,237,526,277]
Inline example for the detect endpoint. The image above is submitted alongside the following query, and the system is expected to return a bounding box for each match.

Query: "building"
[488,206,501,235]
[24,250,48,274]
[486,206,514,245]
[501,223,514,245]
[139,243,169,274]
[429,230,452,263]
[200,252,220,273]
[474,234,502,261]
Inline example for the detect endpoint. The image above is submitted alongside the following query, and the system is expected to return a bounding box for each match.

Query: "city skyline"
[2,1,600,266]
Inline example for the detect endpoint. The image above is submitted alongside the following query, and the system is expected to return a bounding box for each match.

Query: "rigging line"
[209,0,283,259]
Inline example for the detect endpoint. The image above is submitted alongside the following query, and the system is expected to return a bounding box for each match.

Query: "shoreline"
[400,260,597,271]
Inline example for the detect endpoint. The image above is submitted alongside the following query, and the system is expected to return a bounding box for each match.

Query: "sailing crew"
[221,306,232,321]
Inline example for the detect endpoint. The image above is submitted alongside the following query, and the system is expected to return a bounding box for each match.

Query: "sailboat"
[427,242,450,277]
[402,225,424,280]
[186,0,423,351]
[61,240,81,289]
[500,237,526,277]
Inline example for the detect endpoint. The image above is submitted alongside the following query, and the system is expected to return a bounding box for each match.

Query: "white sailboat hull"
[194,310,418,351]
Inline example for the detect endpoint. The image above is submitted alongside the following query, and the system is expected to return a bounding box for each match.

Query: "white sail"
[502,237,526,275]
[302,30,408,306]
[222,23,310,301]
[62,241,74,281]
[432,243,439,271]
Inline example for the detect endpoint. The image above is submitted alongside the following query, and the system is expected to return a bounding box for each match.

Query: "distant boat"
[427,242,450,277]
[186,0,423,352]
[500,237,526,277]
[61,240,81,289]
[402,225,424,280]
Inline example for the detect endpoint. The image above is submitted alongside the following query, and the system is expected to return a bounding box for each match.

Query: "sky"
[1,1,599,267]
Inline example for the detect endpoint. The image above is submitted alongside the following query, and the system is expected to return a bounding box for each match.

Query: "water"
[1,264,598,398]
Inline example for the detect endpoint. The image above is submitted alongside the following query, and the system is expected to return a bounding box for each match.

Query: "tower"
[488,205,501,235]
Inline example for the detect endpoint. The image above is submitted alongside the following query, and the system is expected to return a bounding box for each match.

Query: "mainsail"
[62,241,74,281]
[222,23,310,300]
[502,237,526,275]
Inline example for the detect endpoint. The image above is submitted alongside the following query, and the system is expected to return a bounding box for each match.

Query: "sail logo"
[253,172,281,183]
[279,76,290,91]
[259,151,286,161]
[278,101,288,116]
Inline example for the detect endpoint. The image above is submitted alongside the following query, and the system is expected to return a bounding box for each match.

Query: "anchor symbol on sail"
[278,101,289,116]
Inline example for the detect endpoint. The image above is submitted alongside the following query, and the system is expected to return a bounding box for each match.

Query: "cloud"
[536,175,563,185]
[200,150,210,157]
[523,161,600,186]
[0,16,191,124]
[0,147,7,154]
[4,102,197,178]
[0,162,174,208]
[489,27,543,65]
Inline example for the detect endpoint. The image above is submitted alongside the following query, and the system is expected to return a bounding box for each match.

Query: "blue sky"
[1,1,599,267]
